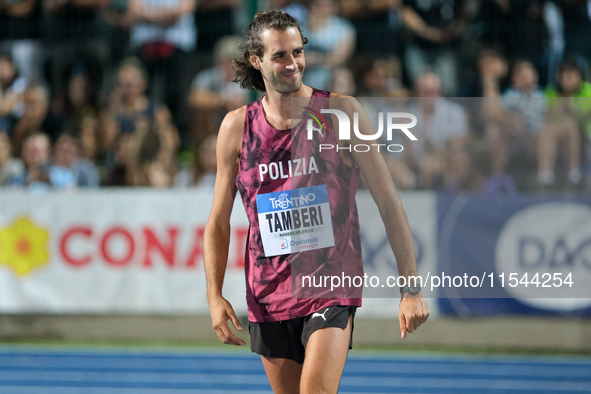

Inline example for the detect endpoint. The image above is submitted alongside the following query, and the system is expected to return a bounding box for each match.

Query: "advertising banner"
[0,190,248,314]
[437,194,591,316]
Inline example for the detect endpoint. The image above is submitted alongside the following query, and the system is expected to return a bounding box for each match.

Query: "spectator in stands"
[0,51,27,133]
[461,47,517,195]
[539,59,590,188]
[53,132,100,187]
[484,61,543,177]
[128,0,197,126]
[0,131,24,186]
[103,58,179,162]
[301,0,356,91]
[459,47,508,142]
[10,83,65,157]
[43,0,110,102]
[404,72,468,189]
[174,133,217,189]
[131,119,176,187]
[61,66,100,130]
[0,0,43,82]
[356,56,406,97]
[401,0,468,96]
[104,118,176,187]
[188,35,247,145]
[56,67,102,165]
[10,132,76,190]
[460,47,508,98]
[102,60,179,187]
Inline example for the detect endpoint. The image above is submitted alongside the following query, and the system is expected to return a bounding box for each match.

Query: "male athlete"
[204,10,429,394]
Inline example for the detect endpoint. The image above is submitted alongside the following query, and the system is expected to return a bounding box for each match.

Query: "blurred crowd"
[0,0,590,193]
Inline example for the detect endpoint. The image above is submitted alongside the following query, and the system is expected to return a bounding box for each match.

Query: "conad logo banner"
[0,191,250,314]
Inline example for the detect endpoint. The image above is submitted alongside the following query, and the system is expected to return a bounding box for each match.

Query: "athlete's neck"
[263,85,313,122]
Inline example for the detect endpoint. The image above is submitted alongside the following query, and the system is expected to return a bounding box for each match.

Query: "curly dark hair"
[233,11,308,92]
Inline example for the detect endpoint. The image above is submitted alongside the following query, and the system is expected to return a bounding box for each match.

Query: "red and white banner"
[0,190,248,314]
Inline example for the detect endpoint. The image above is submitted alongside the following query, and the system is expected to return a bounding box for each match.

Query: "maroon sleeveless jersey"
[236,88,363,322]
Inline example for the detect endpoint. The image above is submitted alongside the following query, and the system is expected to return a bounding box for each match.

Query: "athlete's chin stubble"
[277,81,303,95]
[264,69,304,95]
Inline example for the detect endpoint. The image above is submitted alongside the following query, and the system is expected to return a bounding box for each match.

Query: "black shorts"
[249,306,356,364]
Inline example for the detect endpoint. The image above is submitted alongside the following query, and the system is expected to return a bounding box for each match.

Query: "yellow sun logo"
[0,217,50,276]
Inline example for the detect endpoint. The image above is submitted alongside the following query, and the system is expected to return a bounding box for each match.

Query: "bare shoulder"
[220,106,247,134]
[218,106,247,156]
[328,92,364,112]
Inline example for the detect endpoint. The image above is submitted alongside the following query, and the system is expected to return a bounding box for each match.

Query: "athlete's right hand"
[208,295,246,346]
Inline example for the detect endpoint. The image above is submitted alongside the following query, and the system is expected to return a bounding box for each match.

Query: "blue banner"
[436,194,591,316]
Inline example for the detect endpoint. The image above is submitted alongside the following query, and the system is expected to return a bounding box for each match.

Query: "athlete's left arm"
[332,94,430,339]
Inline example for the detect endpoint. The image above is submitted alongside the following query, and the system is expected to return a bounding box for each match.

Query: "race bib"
[256,185,335,257]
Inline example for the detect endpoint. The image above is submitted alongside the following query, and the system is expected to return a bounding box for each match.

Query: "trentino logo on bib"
[256,185,335,257]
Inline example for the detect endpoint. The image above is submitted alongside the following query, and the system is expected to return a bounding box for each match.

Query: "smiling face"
[250,27,305,95]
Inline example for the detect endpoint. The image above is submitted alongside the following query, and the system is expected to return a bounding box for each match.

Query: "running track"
[0,346,589,393]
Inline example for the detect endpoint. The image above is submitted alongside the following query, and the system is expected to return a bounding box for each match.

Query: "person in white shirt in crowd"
[300,0,356,90]
[53,132,100,187]
[404,72,468,189]
[488,61,547,184]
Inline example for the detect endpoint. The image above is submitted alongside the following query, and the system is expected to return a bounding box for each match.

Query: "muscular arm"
[331,94,429,338]
[203,106,245,345]
[344,98,417,279]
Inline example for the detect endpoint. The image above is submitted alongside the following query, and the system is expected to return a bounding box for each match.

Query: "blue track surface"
[0,346,589,393]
